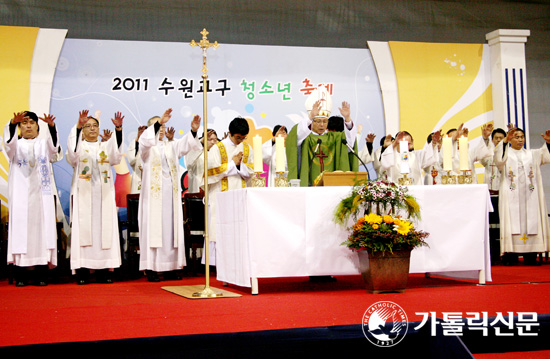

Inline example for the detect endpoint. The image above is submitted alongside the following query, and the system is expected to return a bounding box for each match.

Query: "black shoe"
[14,266,29,287]
[96,269,114,284]
[523,253,541,266]
[33,265,49,286]
[76,268,90,285]
[146,270,160,282]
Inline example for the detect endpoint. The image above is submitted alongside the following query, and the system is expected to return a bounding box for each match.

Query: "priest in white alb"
[494,125,550,265]
[127,125,147,194]
[66,110,124,284]
[380,130,441,185]
[138,109,202,282]
[4,111,60,286]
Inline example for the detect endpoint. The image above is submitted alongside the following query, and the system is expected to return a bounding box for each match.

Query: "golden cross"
[520,233,528,243]
[190,28,219,79]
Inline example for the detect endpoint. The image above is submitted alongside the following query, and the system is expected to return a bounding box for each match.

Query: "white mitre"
[305,86,332,119]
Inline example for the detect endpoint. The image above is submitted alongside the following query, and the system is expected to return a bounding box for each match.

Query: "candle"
[275,135,285,172]
[442,136,453,171]
[399,140,410,174]
[253,135,263,172]
[459,136,469,171]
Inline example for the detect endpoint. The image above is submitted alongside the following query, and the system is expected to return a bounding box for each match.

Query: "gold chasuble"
[286,124,358,186]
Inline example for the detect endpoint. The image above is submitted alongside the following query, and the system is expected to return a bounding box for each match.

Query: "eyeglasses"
[83,123,99,129]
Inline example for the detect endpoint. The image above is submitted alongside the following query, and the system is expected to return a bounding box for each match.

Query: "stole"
[506,149,538,235]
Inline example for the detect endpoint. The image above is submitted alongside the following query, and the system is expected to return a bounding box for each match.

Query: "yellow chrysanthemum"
[372,224,379,230]
[364,213,382,225]
[383,215,394,224]
[394,220,413,236]
[393,218,401,225]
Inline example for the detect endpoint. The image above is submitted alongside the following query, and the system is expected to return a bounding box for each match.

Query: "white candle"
[253,135,263,172]
[399,140,410,174]
[275,135,285,172]
[459,136,469,171]
[442,136,453,171]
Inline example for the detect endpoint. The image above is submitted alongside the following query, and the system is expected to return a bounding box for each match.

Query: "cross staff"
[189,29,223,298]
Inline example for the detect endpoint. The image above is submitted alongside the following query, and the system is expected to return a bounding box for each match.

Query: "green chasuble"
[286,124,359,186]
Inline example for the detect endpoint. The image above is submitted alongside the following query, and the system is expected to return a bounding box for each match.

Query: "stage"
[0,263,549,358]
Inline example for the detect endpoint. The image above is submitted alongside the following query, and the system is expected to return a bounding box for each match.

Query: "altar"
[215,184,493,294]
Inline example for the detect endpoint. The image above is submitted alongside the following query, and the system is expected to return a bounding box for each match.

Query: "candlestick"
[399,140,410,174]
[253,135,263,172]
[275,135,285,172]
[459,136,469,171]
[442,136,453,171]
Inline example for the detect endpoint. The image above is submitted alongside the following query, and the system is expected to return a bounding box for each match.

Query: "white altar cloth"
[215,185,493,294]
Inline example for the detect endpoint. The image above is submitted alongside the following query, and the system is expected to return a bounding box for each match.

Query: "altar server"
[204,117,254,264]
[494,125,550,265]
[4,111,60,286]
[138,109,202,281]
[67,110,124,284]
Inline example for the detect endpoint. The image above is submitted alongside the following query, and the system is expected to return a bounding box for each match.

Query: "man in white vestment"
[66,110,124,284]
[357,132,376,175]
[478,124,507,264]
[423,132,444,185]
[204,117,254,265]
[262,125,288,187]
[127,125,147,194]
[4,111,60,286]
[445,123,492,183]
[494,126,550,265]
[185,129,219,194]
[137,109,202,282]
[380,130,441,185]
[479,125,507,193]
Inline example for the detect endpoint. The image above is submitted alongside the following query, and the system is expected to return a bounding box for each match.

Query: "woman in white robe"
[66,110,124,284]
[138,109,202,281]
[4,111,60,286]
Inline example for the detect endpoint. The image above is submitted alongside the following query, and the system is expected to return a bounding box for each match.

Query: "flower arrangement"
[333,179,421,225]
[341,213,429,254]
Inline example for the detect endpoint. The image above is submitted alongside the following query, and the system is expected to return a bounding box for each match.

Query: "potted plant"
[334,180,429,293]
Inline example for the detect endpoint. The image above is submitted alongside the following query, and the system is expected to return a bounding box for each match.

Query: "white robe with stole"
[380,143,438,185]
[494,141,550,254]
[66,126,123,271]
[4,124,60,267]
[138,125,201,272]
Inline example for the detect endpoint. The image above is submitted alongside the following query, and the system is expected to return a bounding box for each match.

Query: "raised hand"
[136,125,147,140]
[77,110,89,128]
[309,100,322,120]
[339,101,351,122]
[191,115,201,132]
[432,130,442,146]
[112,111,124,129]
[166,126,175,141]
[39,113,56,127]
[481,123,494,139]
[159,108,172,125]
[393,131,406,148]
[365,133,376,143]
[11,112,26,124]
[383,134,393,148]
[100,129,112,142]
[541,129,550,143]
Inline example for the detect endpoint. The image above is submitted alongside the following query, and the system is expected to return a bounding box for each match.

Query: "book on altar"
[313,171,368,187]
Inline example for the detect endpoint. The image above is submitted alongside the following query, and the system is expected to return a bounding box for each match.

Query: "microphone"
[342,138,369,174]
[314,138,322,155]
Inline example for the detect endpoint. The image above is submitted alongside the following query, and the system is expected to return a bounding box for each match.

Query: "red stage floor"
[0,263,549,357]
